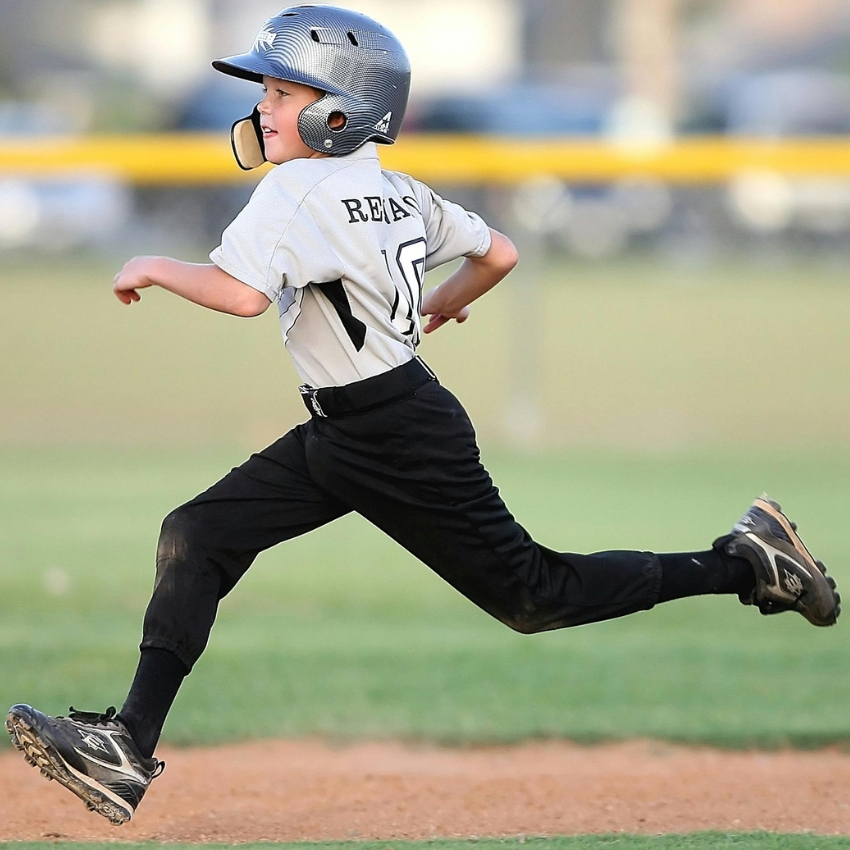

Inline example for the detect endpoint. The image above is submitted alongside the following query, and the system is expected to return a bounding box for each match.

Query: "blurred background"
[3,0,850,256]
[1,0,849,450]
[1,1,849,748]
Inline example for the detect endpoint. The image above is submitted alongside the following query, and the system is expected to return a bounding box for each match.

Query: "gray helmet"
[212,5,411,167]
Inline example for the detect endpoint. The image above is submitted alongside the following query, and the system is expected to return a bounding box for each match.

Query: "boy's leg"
[307,382,664,632]
[305,382,834,632]
[655,548,755,603]
[7,422,350,823]
[120,422,350,756]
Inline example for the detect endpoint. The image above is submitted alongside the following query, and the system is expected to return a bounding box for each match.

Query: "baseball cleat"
[5,704,163,825]
[715,495,840,627]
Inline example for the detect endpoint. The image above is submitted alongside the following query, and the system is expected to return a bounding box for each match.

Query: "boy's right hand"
[113,256,162,304]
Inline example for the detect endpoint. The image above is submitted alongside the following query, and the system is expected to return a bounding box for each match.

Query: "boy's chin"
[262,144,286,165]
[267,151,303,165]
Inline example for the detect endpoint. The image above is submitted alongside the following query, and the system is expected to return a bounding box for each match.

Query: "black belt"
[299,356,438,419]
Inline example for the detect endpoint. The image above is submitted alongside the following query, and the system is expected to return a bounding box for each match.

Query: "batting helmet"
[212,5,411,167]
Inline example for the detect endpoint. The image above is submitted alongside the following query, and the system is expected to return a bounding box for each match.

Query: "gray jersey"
[210,143,491,387]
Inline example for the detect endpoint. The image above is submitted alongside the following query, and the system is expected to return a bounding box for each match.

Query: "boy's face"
[258,76,327,164]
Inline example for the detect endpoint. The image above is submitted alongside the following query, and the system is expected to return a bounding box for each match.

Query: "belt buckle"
[299,385,327,418]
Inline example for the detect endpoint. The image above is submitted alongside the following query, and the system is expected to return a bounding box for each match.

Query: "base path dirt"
[2,739,850,842]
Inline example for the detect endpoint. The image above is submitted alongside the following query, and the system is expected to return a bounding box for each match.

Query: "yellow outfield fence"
[0,134,849,185]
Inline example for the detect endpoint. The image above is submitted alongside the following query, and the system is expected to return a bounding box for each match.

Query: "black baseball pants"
[141,359,661,671]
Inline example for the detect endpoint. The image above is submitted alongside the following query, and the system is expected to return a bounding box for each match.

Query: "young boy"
[6,4,840,827]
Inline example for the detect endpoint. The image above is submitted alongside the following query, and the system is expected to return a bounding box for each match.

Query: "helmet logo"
[375,111,392,133]
[254,27,276,52]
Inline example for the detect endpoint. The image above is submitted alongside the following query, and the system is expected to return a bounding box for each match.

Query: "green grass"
[0,446,848,748]
[5,835,850,849]
[1,254,849,450]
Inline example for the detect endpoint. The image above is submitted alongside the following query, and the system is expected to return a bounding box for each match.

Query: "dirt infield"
[2,738,850,842]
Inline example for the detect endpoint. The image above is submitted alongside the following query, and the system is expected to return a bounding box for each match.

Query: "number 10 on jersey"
[383,237,427,346]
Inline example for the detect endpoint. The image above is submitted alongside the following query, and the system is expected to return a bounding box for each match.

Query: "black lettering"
[388,197,412,222]
[402,195,419,211]
[365,196,383,222]
[341,198,368,223]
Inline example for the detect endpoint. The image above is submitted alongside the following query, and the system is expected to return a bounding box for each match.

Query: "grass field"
[1,444,848,747]
[1,255,848,844]
[2,253,849,450]
[1,255,848,748]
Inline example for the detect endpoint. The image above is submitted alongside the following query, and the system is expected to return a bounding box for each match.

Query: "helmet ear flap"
[230,106,266,170]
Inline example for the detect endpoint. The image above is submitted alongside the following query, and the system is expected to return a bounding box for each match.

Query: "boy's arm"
[113,256,271,318]
[420,229,518,334]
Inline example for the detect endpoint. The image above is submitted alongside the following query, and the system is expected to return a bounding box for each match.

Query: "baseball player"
[5,5,840,826]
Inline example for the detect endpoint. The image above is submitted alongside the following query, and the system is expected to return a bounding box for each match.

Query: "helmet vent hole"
[328,111,347,131]
[310,29,320,42]
[347,31,358,46]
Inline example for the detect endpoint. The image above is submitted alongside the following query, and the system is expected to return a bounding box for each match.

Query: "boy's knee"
[155,505,244,597]
[501,613,545,635]
[489,587,550,634]
[152,505,220,595]
[156,505,218,577]
[157,508,195,564]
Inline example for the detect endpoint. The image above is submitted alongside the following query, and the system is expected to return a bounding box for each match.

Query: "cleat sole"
[5,710,131,826]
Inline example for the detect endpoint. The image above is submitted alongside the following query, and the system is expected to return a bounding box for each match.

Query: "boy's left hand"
[113,256,161,304]
[421,306,470,334]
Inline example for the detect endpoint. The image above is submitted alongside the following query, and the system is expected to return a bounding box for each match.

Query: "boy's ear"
[230,106,266,170]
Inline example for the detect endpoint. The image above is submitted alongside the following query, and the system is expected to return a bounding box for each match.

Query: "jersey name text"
[341,195,417,224]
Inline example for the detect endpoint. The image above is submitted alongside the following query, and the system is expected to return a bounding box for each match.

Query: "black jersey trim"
[313,279,367,352]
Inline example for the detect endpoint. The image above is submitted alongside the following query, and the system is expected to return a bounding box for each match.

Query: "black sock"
[118,647,189,759]
[657,548,755,604]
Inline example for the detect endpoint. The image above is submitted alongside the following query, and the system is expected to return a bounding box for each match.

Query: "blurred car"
[0,103,131,251]
[689,70,850,240]
[405,83,676,259]
[405,83,613,136]
[172,75,261,132]
[147,76,265,247]
[723,70,850,137]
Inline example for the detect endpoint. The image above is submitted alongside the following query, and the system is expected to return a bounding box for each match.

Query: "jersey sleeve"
[409,180,492,271]
[210,170,345,302]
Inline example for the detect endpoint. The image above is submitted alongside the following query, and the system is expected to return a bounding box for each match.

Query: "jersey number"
[384,237,427,346]
[318,238,427,353]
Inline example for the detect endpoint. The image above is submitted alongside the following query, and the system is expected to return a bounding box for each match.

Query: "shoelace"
[66,706,118,724]
[64,705,167,776]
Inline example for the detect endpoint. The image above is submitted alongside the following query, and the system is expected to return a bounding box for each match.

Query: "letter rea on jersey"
[341,195,416,224]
